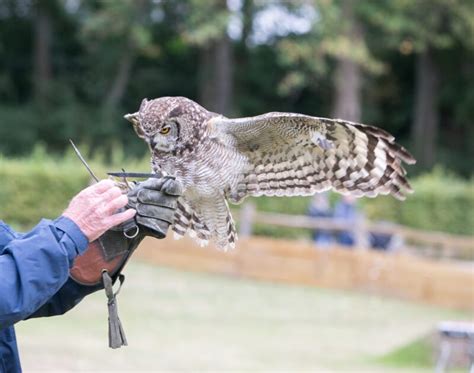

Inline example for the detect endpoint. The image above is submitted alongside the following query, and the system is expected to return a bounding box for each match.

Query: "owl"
[125,97,415,249]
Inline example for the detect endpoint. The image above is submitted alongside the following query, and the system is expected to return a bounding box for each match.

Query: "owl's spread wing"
[212,112,415,203]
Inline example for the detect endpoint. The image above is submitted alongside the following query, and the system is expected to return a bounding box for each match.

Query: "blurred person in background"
[307,193,334,248]
[334,195,360,247]
[369,221,404,251]
[0,178,181,372]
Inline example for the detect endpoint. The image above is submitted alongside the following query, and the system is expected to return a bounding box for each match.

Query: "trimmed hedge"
[362,168,474,235]
[0,151,472,236]
[0,147,149,230]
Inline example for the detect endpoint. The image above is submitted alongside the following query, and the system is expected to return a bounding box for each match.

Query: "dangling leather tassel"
[102,270,128,349]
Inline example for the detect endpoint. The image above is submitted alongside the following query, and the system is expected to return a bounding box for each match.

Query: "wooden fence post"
[239,202,255,238]
[354,214,369,249]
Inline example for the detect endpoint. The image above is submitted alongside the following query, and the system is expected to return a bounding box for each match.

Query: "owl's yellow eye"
[160,127,170,135]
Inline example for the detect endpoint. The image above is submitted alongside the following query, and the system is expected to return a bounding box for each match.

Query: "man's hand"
[69,177,182,287]
[63,180,136,242]
[126,177,183,239]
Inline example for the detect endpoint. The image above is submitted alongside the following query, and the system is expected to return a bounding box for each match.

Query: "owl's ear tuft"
[124,112,139,125]
[124,112,145,139]
[139,98,149,112]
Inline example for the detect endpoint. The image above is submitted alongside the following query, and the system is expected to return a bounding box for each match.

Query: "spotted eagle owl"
[125,97,415,249]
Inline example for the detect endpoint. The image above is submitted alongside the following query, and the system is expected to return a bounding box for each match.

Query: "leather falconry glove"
[70,176,183,287]
[69,176,182,349]
[125,177,182,239]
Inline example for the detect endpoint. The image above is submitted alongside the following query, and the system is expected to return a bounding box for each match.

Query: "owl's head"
[125,96,212,154]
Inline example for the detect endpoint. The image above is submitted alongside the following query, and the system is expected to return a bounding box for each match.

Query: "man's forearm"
[28,278,102,319]
[0,217,88,328]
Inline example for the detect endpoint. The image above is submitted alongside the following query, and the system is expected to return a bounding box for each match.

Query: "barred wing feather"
[214,112,416,203]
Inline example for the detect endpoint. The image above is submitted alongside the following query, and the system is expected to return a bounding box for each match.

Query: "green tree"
[78,0,157,111]
[276,0,383,119]
[359,0,474,169]
[180,0,234,115]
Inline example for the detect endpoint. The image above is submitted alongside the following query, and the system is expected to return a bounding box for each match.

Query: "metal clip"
[124,225,140,239]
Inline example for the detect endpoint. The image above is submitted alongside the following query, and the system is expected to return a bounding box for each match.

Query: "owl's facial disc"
[149,121,179,153]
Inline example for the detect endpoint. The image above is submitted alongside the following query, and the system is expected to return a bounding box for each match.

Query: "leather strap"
[70,230,143,286]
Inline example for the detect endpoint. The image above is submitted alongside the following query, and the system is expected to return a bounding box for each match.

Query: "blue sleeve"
[28,278,102,319]
[0,217,89,329]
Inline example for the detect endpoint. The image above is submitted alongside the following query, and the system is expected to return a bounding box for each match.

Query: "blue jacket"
[0,217,99,373]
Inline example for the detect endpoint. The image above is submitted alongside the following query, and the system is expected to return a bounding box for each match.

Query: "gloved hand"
[71,176,184,287]
[125,177,183,239]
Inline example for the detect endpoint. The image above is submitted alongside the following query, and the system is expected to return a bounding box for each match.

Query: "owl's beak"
[124,112,139,126]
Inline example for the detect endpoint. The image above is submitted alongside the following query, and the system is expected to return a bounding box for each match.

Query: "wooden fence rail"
[238,202,474,259]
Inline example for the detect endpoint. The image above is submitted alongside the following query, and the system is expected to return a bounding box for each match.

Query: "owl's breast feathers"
[153,124,246,199]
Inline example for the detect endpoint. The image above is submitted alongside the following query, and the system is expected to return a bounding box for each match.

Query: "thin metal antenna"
[121,168,132,190]
[69,139,99,182]
[107,172,164,179]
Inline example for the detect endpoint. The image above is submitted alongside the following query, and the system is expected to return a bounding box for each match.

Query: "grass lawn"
[16,261,470,372]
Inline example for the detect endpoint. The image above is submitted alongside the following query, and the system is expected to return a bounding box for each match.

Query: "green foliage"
[0,105,40,155]
[181,0,230,45]
[0,148,90,229]
[362,168,474,235]
[276,0,385,95]
[361,0,474,51]
[0,0,473,177]
[0,146,149,230]
[79,1,158,58]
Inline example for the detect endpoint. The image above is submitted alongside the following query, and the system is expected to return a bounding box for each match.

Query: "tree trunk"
[198,34,234,116]
[412,48,439,168]
[33,0,53,104]
[199,45,214,111]
[214,35,233,115]
[332,1,362,122]
[103,0,148,111]
[241,0,253,48]
[332,58,362,122]
[103,45,135,110]
[234,0,253,115]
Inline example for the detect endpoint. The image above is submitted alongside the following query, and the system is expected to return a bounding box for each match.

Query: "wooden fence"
[238,203,474,260]
[135,235,474,311]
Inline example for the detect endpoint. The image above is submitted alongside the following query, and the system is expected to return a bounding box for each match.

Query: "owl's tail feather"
[221,199,237,250]
[204,197,237,250]
[172,196,237,250]
[172,198,211,247]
